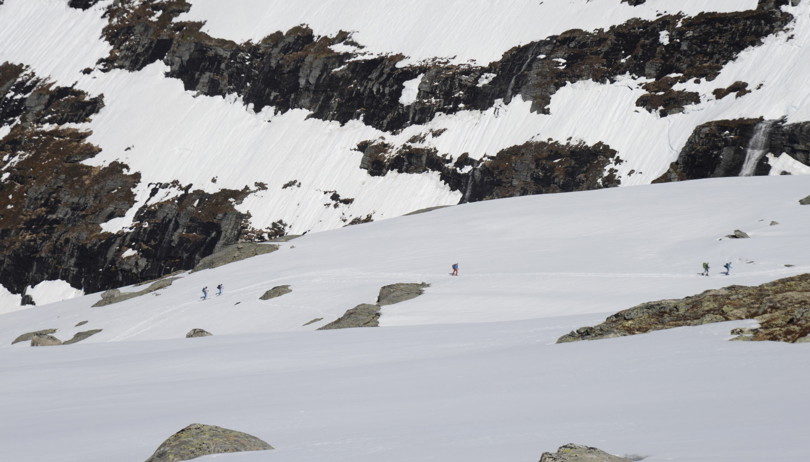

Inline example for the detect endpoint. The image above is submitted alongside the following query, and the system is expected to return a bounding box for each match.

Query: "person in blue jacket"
[451,263,459,276]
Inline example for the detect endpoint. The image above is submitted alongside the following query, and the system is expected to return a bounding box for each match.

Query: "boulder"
[31,333,63,347]
[186,329,212,338]
[800,195,810,205]
[259,285,292,300]
[144,423,272,462]
[99,288,121,301]
[318,304,381,330]
[12,328,57,345]
[377,282,430,306]
[726,229,750,239]
[539,443,640,462]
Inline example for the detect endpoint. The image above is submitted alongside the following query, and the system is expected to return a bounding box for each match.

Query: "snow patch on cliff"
[179,0,756,65]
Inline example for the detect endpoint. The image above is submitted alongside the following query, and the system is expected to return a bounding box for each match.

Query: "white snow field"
[1,176,809,461]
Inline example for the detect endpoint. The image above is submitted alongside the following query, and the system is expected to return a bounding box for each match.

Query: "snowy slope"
[3,0,809,240]
[0,176,809,462]
[178,0,758,65]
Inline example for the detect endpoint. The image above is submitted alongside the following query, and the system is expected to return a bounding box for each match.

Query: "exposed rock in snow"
[557,273,810,344]
[377,282,430,305]
[11,328,56,345]
[30,333,63,347]
[318,303,382,330]
[144,423,273,462]
[185,328,212,338]
[63,329,103,345]
[538,443,640,462]
[92,278,178,307]
[192,243,279,273]
[727,229,750,239]
[259,285,292,301]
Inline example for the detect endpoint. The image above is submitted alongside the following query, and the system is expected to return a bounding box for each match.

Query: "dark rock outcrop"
[259,285,292,301]
[558,273,810,344]
[539,443,641,462]
[800,195,810,205]
[654,118,763,182]
[185,328,212,338]
[656,119,810,183]
[68,0,102,10]
[770,121,810,168]
[144,423,273,462]
[464,141,621,202]
[358,139,622,202]
[0,63,253,297]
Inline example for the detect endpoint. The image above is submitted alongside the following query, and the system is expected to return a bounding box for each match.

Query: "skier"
[217,283,223,296]
[701,262,709,277]
[723,262,731,275]
[451,263,459,276]
[201,286,208,300]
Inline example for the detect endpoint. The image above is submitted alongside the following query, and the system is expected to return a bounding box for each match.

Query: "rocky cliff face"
[558,273,810,344]
[0,63,251,296]
[98,0,793,130]
[0,0,802,300]
[655,119,810,182]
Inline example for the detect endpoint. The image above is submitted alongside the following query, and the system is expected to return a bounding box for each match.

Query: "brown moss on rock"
[144,423,272,462]
[558,273,810,344]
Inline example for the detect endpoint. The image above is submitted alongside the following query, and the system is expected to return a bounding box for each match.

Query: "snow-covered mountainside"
[1,0,810,304]
[1,176,809,462]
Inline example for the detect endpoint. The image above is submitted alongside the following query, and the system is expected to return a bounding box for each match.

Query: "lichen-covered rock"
[31,333,63,347]
[558,273,810,343]
[93,278,178,307]
[185,329,212,338]
[377,282,430,306]
[539,443,639,462]
[192,243,279,272]
[318,304,381,330]
[259,285,292,301]
[144,423,272,462]
[12,329,57,345]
